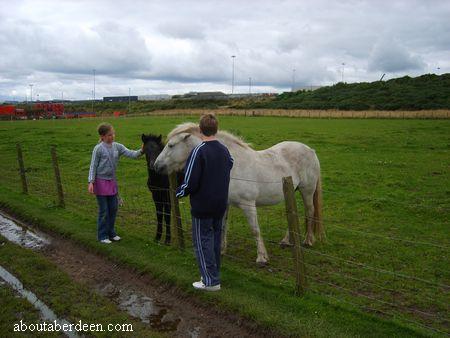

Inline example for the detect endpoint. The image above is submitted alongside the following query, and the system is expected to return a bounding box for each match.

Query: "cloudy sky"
[0,0,449,101]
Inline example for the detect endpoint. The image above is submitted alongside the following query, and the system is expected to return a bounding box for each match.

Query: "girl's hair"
[97,123,113,136]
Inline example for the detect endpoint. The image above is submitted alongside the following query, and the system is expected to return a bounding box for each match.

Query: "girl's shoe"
[110,236,121,242]
[100,239,112,244]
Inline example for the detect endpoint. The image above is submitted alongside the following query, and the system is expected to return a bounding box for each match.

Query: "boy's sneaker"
[110,236,121,242]
[192,281,220,291]
[100,239,112,244]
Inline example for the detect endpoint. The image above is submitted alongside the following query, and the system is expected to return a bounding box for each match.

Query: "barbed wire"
[308,287,450,336]
[307,275,449,325]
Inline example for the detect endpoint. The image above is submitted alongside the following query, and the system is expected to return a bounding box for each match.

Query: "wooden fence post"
[169,172,184,250]
[282,176,307,295]
[50,146,65,208]
[16,144,28,194]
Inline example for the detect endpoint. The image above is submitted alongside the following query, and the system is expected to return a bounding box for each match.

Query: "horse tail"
[313,174,325,241]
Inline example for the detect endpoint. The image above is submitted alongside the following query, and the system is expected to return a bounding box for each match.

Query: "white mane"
[167,122,251,149]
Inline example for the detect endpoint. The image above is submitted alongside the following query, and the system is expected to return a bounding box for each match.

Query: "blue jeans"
[192,217,222,286]
[96,195,118,241]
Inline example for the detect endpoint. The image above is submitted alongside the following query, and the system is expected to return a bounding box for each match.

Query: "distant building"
[228,93,266,99]
[174,92,228,100]
[138,94,172,101]
[103,96,138,102]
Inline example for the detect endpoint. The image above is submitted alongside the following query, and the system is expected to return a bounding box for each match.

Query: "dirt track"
[1,210,276,338]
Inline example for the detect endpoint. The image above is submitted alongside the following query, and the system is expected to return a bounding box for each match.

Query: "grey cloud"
[368,39,426,73]
[1,0,449,100]
[158,21,206,40]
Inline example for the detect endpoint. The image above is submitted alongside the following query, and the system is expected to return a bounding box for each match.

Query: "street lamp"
[29,84,33,103]
[249,77,252,94]
[292,69,296,92]
[92,69,96,113]
[341,63,345,83]
[231,55,236,94]
[128,87,131,114]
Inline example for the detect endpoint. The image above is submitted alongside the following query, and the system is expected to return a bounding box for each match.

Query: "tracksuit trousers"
[192,217,222,287]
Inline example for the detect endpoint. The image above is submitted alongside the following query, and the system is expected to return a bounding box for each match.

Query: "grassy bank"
[0,116,448,336]
[0,235,164,337]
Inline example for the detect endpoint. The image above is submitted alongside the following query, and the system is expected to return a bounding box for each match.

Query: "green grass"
[0,116,448,337]
[0,235,164,337]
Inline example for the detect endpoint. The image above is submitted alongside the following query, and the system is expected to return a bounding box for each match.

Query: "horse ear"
[183,134,191,140]
[141,134,147,143]
[157,134,162,142]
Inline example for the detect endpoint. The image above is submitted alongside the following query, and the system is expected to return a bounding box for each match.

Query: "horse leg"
[279,229,292,248]
[163,200,171,245]
[155,201,163,242]
[221,205,229,255]
[301,190,315,247]
[239,202,269,265]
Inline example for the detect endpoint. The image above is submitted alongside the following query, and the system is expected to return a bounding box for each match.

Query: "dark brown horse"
[141,134,183,244]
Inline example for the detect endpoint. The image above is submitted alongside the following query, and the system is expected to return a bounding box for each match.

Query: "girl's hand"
[88,182,94,194]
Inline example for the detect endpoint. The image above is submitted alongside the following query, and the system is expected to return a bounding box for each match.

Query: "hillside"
[249,73,450,110]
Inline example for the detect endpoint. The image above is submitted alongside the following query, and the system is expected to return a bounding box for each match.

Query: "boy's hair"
[97,123,113,136]
[199,114,218,136]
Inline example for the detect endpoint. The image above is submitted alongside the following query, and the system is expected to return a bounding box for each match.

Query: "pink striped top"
[93,178,118,196]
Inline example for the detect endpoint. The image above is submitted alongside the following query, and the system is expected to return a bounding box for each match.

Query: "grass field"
[0,116,448,337]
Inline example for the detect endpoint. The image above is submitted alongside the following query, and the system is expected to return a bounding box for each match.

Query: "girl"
[88,123,143,244]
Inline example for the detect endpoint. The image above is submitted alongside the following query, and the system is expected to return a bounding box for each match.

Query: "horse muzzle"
[154,162,167,174]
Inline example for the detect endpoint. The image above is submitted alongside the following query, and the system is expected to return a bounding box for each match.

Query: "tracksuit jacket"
[176,140,233,219]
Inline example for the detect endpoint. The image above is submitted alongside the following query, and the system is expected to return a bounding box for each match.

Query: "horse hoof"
[256,260,268,267]
[279,241,293,249]
[301,242,312,248]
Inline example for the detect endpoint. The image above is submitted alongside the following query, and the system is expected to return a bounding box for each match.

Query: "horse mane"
[168,122,251,149]
[143,133,164,145]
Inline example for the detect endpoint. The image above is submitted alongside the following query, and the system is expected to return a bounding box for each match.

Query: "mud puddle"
[0,213,50,249]
[0,265,78,338]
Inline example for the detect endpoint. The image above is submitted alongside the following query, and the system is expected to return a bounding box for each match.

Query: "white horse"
[154,123,324,265]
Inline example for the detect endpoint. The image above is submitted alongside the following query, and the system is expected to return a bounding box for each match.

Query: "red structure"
[33,103,64,118]
[113,111,126,117]
[0,105,15,116]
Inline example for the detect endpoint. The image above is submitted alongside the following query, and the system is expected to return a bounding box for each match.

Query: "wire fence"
[1,143,449,335]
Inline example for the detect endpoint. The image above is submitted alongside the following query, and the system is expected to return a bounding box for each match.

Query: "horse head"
[154,131,202,174]
[141,133,164,169]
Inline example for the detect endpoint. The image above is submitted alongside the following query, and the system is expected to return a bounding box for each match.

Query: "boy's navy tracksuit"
[176,140,233,287]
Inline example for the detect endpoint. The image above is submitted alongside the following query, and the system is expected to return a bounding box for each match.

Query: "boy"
[176,114,233,291]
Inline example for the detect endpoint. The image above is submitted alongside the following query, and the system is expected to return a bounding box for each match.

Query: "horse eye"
[168,144,174,148]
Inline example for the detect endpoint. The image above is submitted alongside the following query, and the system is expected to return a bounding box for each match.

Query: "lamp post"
[29,84,33,103]
[292,68,296,92]
[231,55,236,94]
[92,69,96,113]
[128,87,131,114]
[341,62,345,83]
[249,77,252,94]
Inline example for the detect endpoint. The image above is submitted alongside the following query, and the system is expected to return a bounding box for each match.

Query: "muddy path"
[0,210,276,338]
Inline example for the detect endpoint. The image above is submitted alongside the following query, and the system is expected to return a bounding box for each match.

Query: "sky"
[0,0,449,101]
